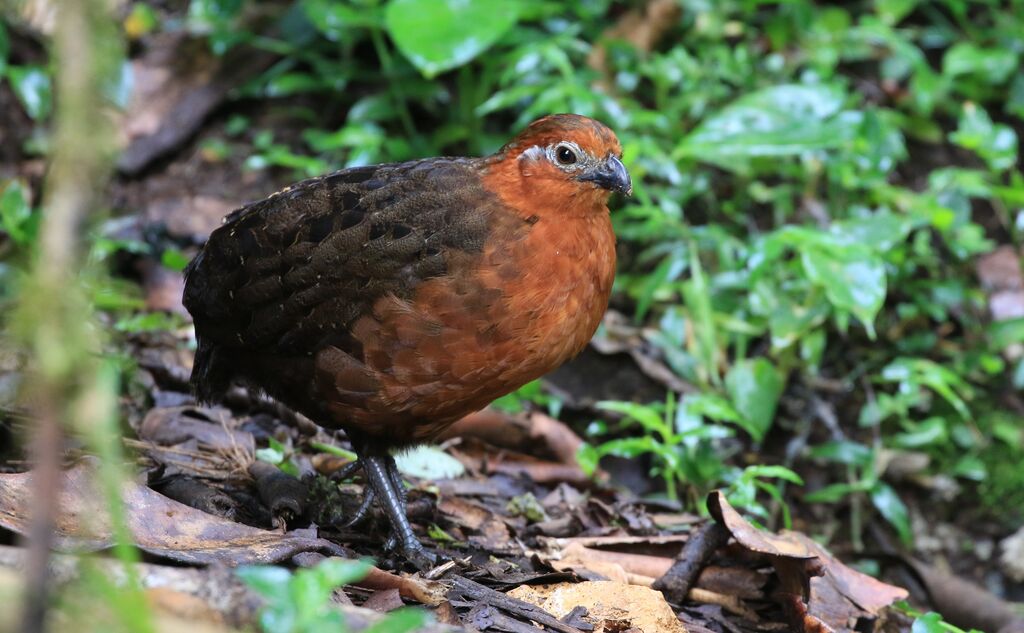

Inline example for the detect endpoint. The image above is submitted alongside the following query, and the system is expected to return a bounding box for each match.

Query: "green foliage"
[238,558,429,633]
[580,395,800,519]
[385,0,519,78]
[256,436,302,477]
[896,602,984,633]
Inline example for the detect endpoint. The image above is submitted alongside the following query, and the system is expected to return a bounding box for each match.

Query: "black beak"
[578,155,632,196]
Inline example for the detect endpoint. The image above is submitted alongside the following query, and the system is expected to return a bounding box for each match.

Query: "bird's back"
[183,157,503,415]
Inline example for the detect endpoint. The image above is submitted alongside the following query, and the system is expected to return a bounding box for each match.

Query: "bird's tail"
[190,339,233,404]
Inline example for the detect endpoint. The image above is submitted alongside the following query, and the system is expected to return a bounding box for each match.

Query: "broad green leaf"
[681,393,743,429]
[394,445,465,479]
[385,0,518,78]
[801,247,886,335]
[8,66,52,120]
[725,358,784,442]
[943,43,1018,84]
[676,84,850,165]
[832,212,915,252]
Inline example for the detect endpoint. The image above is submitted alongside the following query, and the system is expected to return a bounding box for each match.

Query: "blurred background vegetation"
[1,0,1023,630]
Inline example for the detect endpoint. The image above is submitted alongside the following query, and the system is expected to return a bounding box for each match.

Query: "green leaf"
[801,247,886,335]
[676,84,850,165]
[943,43,1018,84]
[870,483,912,547]
[0,21,9,75]
[809,440,873,466]
[804,482,865,503]
[724,358,784,442]
[949,103,1018,171]
[236,565,292,598]
[394,445,465,479]
[597,401,668,435]
[911,612,947,633]
[576,443,600,476]
[364,608,430,633]
[0,180,35,244]
[124,3,159,38]
[161,248,190,272]
[742,464,804,485]
[255,446,285,464]
[311,558,373,587]
[385,0,519,78]
[8,66,52,120]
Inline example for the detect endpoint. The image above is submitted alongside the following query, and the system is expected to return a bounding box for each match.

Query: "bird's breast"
[327,205,615,441]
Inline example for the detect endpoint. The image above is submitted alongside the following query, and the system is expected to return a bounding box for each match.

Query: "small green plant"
[579,394,800,521]
[256,436,301,477]
[806,440,912,548]
[895,602,984,633]
[237,558,428,633]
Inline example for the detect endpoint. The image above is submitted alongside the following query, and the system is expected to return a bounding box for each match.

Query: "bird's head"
[486,114,631,216]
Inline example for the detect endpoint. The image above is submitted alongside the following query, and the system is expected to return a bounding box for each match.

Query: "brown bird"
[183,114,630,566]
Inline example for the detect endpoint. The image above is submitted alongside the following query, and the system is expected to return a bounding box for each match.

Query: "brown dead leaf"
[0,461,344,565]
[707,492,907,633]
[510,581,687,633]
[437,495,512,551]
[443,409,585,465]
[140,406,254,454]
[361,588,405,613]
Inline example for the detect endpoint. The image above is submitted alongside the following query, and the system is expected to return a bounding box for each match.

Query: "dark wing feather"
[183,157,498,401]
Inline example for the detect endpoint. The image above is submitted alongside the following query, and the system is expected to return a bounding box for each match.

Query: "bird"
[182,114,631,567]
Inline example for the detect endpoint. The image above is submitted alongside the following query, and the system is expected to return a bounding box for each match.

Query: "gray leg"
[362,455,436,569]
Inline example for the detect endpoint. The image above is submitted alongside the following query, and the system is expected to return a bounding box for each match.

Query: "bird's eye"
[555,144,578,166]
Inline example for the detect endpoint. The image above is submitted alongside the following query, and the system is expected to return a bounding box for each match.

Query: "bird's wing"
[183,157,499,358]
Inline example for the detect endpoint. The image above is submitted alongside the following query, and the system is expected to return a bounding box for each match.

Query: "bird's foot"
[346,454,438,570]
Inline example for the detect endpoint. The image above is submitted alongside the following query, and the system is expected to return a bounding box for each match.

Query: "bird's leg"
[361,454,436,569]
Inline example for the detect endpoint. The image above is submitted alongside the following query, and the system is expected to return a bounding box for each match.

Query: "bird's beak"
[578,155,632,197]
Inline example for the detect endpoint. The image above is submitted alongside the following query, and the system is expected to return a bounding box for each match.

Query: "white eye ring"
[555,143,578,165]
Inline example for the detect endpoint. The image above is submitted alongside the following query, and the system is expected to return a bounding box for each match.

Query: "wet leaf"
[385,0,518,78]
[801,247,886,336]
[677,84,850,165]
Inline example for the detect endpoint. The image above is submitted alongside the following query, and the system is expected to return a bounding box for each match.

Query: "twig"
[652,521,730,604]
